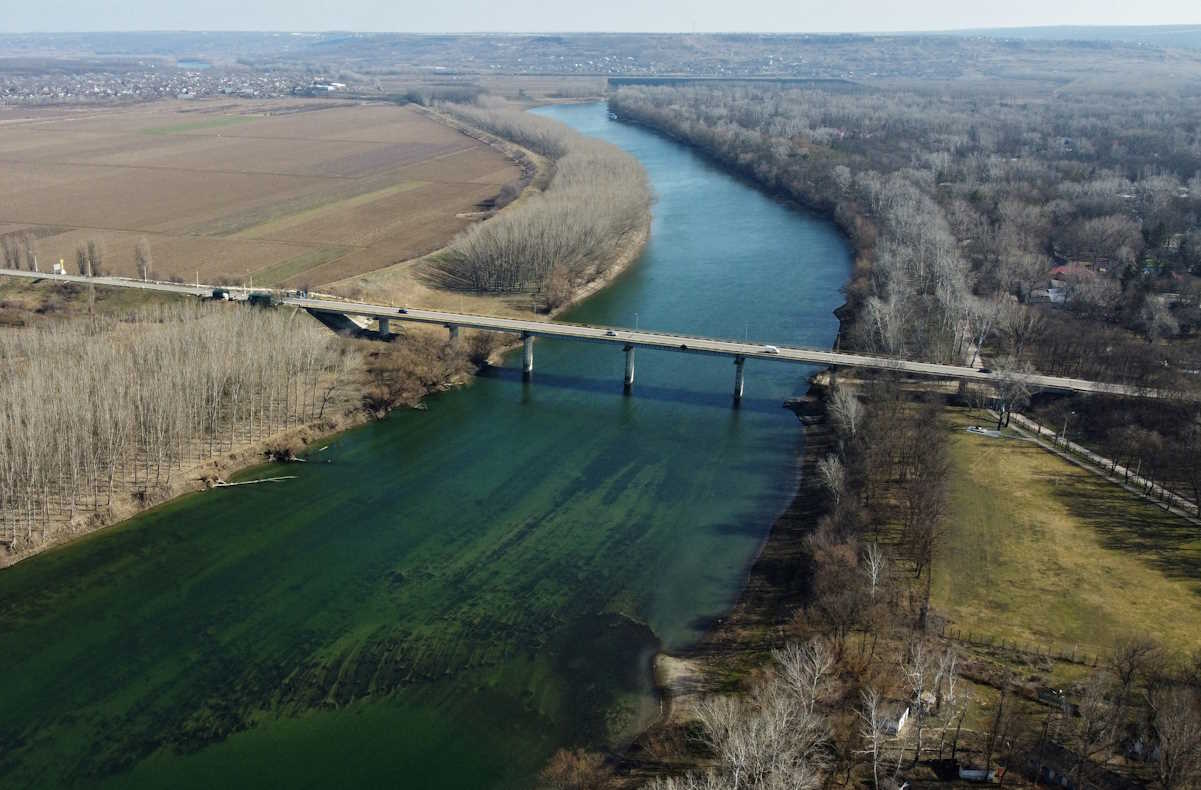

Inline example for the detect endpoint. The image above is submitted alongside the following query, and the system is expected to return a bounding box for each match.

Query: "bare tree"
[689,675,830,790]
[817,455,846,504]
[774,638,834,715]
[86,240,104,277]
[862,542,887,600]
[0,234,17,269]
[21,232,37,272]
[994,299,1045,358]
[829,385,863,442]
[538,748,611,790]
[1109,638,1159,726]
[992,361,1033,430]
[901,640,935,766]
[135,237,153,281]
[1146,686,1201,790]
[76,244,90,276]
[1070,673,1116,786]
[857,687,888,790]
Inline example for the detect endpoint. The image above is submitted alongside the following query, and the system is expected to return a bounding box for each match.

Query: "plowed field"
[0,99,520,286]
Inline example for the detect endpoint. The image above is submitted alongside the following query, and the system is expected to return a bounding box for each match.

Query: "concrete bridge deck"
[0,269,1166,400]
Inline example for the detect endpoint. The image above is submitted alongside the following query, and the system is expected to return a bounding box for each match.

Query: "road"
[0,268,1167,398]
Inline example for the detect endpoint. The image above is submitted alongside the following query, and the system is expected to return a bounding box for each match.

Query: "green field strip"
[141,115,260,135]
[228,181,427,241]
[251,246,350,286]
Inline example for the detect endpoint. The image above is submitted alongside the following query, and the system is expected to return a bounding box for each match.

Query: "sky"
[3,0,1199,34]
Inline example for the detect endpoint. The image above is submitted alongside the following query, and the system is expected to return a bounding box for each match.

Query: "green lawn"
[932,408,1201,657]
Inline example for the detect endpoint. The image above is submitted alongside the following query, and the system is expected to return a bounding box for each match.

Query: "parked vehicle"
[247,292,279,308]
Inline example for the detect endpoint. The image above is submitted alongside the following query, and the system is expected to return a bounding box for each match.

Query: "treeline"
[1027,392,1201,517]
[0,303,348,552]
[434,105,651,309]
[610,85,1201,388]
[0,231,37,271]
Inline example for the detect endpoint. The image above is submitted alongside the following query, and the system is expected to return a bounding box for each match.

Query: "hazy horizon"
[2,0,1198,35]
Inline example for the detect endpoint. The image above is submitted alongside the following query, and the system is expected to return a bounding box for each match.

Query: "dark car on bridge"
[247,292,280,308]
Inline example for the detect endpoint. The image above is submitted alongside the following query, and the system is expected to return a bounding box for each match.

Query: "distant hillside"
[946,25,1201,50]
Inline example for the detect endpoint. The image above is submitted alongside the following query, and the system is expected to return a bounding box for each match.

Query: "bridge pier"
[378,317,390,338]
[522,333,534,378]
[448,324,460,343]
[733,356,745,403]
[623,345,636,391]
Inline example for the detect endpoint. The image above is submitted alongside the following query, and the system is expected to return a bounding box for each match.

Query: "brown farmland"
[0,99,521,286]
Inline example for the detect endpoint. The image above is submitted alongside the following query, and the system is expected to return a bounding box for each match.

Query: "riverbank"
[328,103,653,328]
[608,97,875,330]
[617,386,838,783]
[0,100,854,789]
[0,321,481,569]
[0,104,651,571]
[596,99,857,783]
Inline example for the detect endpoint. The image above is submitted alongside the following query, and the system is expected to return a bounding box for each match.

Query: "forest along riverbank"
[0,102,850,789]
[328,100,653,324]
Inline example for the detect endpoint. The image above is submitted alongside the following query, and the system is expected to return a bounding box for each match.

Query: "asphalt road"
[0,268,1164,398]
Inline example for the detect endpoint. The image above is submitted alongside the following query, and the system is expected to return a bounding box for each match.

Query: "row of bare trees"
[1,232,37,271]
[434,105,651,308]
[0,303,349,552]
[0,233,154,279]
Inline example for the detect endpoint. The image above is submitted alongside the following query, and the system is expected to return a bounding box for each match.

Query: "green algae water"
[0,103,851,788]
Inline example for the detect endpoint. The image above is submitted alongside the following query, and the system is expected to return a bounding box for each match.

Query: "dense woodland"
[435,104,652,309]
[609,82,1201,515]
[610,84,1201,378]
[0,302,351,553]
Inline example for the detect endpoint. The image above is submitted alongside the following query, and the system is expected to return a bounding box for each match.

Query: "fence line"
[940,623,1100,667]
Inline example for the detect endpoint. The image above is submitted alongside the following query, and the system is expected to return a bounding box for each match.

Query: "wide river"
[0,103,850,788]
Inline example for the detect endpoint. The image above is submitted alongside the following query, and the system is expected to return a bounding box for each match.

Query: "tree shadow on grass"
[1050,470,1201,592]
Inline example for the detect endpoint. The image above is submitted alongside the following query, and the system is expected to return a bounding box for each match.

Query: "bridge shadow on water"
[477,364,795,416]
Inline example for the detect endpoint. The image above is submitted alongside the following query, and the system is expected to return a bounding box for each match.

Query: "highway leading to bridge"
[1,269,1166,401]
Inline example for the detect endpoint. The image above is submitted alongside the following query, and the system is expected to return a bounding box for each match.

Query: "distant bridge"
[0,269,1169,402]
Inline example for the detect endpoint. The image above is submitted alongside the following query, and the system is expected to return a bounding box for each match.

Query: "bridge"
[0,269,1164,402]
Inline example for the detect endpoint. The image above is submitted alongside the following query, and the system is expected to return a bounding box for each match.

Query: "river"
[0,102,850,788]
